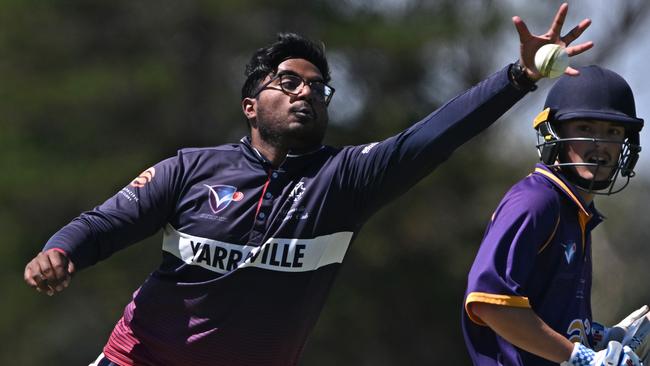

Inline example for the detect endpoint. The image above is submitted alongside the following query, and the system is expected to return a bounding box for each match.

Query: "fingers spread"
[565,41,594,57]
[562,19,592,45]
[547,2,569,39]
[512,16,532,42]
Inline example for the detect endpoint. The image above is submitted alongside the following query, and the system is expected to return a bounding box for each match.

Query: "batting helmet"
[533,65,644,194]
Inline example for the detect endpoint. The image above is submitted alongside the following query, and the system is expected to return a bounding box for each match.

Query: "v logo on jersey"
[204,185,243,214]
[562,241,577,264]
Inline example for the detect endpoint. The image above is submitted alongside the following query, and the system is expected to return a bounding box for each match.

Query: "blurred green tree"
[2,1,649,365]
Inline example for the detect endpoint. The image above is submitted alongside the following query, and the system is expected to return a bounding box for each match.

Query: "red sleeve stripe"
[47,247,68,256]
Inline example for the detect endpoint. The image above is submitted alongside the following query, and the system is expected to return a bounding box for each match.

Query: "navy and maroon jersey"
[44,65,528,366]
[463,164,604,366]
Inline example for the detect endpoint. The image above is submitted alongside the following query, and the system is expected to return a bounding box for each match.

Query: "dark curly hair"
[241,33,330,100]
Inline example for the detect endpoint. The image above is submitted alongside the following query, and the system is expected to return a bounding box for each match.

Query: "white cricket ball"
[534,44,569,79]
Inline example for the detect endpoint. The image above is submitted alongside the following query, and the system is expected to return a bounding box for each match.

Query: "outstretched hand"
[513,2,593,80]
[24,248,75,296]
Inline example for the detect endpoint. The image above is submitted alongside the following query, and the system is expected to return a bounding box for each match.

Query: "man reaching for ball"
[25,3,593,366]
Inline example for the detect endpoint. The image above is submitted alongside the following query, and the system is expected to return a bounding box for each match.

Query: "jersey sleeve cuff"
[465,292,531,325]
[46,247,69,257]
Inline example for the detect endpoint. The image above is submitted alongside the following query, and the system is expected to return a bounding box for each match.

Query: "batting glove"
[592,305,649,351]
[561,341,643,366]
[623,312,650,360]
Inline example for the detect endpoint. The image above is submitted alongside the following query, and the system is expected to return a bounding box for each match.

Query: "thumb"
[67,259,76,275]
[61,258,76,290]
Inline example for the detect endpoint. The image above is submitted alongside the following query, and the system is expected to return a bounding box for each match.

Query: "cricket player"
[462,65,647,366]
[25,4,593,366]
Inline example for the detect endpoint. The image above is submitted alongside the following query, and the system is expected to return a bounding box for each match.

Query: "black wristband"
[508,62,538,92]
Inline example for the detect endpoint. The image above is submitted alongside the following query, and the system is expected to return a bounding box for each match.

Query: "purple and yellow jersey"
[43,66,529,366]
[462,164,603,366]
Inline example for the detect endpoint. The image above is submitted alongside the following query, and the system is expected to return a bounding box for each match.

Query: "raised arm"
[514,2,593,80]
[340,3,594,218]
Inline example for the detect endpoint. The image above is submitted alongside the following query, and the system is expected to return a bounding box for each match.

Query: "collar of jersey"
[532,163,594,218]
[240,136,326,169]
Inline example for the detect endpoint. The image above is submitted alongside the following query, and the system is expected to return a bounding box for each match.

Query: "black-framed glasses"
[254,73,335,105]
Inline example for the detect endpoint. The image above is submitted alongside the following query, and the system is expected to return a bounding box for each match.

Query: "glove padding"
[592,305,649,351]
[561,341,643,366]
[623,312,650,361]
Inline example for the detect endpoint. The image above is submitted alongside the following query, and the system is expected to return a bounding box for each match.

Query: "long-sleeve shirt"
[45,65,528,366]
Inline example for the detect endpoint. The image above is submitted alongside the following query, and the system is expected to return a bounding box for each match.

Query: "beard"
[255,105,328,152]
[256,121,285,148]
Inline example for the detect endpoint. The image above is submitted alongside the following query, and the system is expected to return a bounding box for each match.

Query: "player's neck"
[250,138,287,168]
[576,190,594,205]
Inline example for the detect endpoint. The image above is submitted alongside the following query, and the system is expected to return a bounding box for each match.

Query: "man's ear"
[242,97,257,121]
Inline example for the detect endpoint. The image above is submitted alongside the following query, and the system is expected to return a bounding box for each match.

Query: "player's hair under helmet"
[533,65,643,195]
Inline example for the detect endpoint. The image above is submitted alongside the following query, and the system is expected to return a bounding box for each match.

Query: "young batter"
[463,65,646,366]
